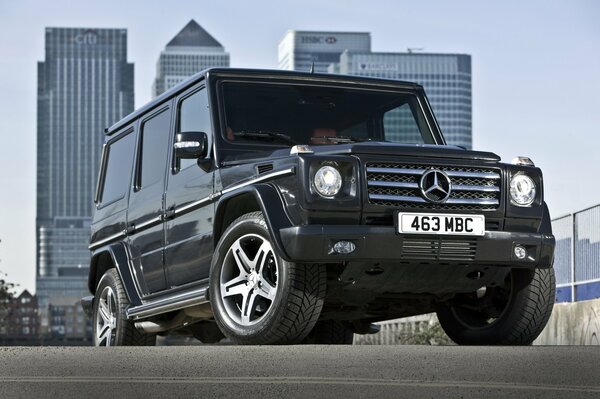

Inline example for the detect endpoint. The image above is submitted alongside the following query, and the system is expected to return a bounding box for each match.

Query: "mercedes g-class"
[83,68,555,346]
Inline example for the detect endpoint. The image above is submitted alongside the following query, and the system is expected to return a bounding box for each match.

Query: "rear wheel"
[92,268,156,346]
[436,267,555,345]
[210,212,326,345]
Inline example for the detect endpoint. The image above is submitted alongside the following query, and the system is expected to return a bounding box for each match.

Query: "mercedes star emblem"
[420,169,452,203]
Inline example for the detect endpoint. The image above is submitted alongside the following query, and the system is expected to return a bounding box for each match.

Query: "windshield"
[221,82,436,147]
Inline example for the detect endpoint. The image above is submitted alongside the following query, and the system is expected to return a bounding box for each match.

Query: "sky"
[0,0,599,292]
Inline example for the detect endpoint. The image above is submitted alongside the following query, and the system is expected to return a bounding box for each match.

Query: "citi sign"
[300,36,337,44]
[74,30,98,45]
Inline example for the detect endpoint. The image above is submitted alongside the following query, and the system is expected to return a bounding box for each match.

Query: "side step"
[126,287,209,320]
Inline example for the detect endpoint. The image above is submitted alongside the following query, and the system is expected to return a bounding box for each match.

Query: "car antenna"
[309,62,315,74]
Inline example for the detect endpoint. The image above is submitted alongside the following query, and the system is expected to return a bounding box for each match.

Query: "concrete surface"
[534,298,600,345]
[0,346,599,398]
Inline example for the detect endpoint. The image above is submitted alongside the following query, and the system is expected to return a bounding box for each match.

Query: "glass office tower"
[36,27,134,338]
[335,51,472,149]
[278,30,371,73]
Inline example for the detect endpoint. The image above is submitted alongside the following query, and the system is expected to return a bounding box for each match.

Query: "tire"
[436,267,555,345]
[210,211,326,345]
[301,320,354,345]
[92,268,156,346]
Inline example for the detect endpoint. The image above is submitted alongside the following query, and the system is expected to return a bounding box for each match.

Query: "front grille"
[366,163,501,211]
[402,237,477,261]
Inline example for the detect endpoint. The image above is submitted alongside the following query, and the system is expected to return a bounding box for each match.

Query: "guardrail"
[552,204,600,302]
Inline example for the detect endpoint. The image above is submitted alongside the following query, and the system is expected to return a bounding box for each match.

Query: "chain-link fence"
[552,204,600,302]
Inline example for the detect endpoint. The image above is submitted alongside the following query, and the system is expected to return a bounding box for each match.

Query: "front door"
[164,85,215,287]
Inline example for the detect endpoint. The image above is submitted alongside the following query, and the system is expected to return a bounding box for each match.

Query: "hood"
[223,142,501,166]
[306,142,501,162]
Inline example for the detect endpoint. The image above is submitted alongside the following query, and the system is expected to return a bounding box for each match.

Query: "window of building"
[383,103,424,144]
[100,131,135,204]
[139,109,172,188]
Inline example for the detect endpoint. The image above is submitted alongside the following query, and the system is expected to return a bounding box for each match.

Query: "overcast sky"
[0,0,599,292]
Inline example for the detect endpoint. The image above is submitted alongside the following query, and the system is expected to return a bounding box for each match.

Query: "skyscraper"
[152,20,229,98]
[36,27,134,337]
[278,30,371,73]
[336,51,472,149]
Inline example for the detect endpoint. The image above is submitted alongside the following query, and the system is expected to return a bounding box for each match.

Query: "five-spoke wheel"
[220,234,279,325]
[210,212,326,345]
[92,268,156,346]
[94,286,117,346]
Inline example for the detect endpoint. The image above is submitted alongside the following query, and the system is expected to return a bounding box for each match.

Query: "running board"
[126,287,209,320]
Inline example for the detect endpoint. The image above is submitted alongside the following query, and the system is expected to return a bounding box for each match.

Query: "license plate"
[397,213,485,236]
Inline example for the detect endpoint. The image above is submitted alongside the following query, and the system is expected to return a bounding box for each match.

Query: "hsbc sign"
[300,36,338,45]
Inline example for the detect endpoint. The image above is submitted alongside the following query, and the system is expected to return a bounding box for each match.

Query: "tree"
[0,238,18,333]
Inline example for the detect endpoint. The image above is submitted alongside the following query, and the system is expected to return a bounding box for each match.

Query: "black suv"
[83,68,555,346]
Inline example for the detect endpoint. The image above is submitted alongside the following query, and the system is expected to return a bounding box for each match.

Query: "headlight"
[510,174,536,206]
[314,166,342,197]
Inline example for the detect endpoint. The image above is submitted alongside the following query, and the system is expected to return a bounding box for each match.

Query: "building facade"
[278,30,371,73]
[152,20,229,97]
[36,27,134,337]
[0,290,40,345]
[336,51,472,149]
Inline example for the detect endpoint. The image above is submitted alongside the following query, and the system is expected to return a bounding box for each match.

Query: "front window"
[221,82,435,147]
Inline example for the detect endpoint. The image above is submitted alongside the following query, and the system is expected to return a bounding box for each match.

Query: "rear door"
[127,104,173,295]
[164,84,215,287]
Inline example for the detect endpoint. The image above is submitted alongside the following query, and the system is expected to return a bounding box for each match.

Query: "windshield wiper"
[311,136,388,144]
[233,130,297,145]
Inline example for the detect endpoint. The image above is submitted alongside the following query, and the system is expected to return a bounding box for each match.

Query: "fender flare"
[89,241,143,306]
[213,184,294,261]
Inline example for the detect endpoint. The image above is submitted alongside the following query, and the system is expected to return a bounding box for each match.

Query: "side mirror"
[174,132,208,159]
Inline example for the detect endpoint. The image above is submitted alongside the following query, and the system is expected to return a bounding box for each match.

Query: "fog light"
[514,245,527,260]
[333,241,356,254]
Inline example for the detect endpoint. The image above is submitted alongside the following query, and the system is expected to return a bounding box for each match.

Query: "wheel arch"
[89,242,142,306]
[213,184,293,261]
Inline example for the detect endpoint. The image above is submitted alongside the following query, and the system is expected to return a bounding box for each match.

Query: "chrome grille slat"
[366,162,501,211]
[366,167,426,175]
[445,171,500,179]
[452,184,500,193]
[367,180,419,189]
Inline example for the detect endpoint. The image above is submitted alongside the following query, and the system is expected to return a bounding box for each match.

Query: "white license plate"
[397,213,485,236]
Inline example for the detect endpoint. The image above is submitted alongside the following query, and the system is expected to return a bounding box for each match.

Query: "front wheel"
[210,212,326,345]
[436,267,555,345]
[92,268,156,346]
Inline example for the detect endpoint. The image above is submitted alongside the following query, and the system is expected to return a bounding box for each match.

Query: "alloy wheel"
[220,233,279,326]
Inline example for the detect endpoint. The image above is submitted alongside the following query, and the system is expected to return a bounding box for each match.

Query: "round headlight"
[510,174,536,206]
[314,166,342,197]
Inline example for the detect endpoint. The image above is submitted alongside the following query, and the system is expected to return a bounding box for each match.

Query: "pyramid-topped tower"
[152,20,229,97]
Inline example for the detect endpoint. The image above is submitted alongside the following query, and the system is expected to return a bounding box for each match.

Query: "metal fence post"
[571,212,576,302]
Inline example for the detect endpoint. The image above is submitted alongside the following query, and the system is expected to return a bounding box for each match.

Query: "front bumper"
[279,225,555,268]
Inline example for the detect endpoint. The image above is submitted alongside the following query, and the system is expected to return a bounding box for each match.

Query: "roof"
[166,20,223,48]
[106,68,422,135]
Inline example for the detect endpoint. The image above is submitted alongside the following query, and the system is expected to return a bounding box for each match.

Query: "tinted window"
[140,109,171,188]
[221,82,435,147]
[177,88,211,171]
[101,132,135,204]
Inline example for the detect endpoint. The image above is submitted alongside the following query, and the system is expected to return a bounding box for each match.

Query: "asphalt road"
[0,345,598,399]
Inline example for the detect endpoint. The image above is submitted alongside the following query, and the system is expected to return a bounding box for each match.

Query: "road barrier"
[552,204,600,302]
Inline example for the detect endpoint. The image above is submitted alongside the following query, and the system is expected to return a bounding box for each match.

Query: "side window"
[139,109,172,188]
[100,131,135,205]
[383,103,424,144]
[176,88,211,171]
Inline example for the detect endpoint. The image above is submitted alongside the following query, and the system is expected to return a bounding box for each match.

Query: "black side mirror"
[174,132,208,159]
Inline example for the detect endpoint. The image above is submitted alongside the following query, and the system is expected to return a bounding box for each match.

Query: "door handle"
[164,207,176,220]
[124,224,135,236]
